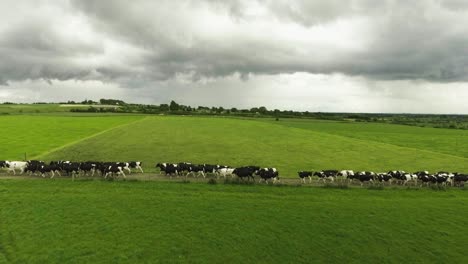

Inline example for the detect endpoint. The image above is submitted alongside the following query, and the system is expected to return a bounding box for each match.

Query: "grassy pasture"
[0,115,143,160]
[1,114,468,263]
[263,118,468,159]
[0,179,467,263]
[39,116,468,176]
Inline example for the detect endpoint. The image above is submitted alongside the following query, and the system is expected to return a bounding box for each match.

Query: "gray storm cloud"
[1,0,468,85]
[0,0,468,113]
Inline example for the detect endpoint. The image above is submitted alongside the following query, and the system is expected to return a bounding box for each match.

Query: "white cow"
[218,168,235,179]
[5,161,28,175]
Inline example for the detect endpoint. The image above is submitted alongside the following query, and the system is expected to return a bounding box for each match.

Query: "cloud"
[0,0,468,113]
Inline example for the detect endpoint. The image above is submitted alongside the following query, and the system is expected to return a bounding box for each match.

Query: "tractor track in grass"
[30,116,149,160]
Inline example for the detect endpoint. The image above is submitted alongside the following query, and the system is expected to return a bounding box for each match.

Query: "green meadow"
[0,180,467,264]
[32,115,468,175]
[1,112,468,263]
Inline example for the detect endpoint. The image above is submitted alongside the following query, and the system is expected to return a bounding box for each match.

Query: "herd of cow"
[0,160,143,178]
[299,170,468,187]
[1,160,468,187]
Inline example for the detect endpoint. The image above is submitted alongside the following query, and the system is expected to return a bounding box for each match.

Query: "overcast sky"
[1,0,468,113]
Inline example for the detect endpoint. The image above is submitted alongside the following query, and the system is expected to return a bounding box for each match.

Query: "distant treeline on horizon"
[2,99,468,130]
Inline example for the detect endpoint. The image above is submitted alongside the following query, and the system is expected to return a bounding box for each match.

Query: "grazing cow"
[218,168,235,179]
[5,161,28,174]
[298,171,313,183]
[128,161,144,173]
[256,168,279,183]
[232,166,257,181]
[156,163,179,177]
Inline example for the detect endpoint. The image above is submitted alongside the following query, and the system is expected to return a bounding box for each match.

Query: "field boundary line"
[259,119,468,162]
[31,116,151,159]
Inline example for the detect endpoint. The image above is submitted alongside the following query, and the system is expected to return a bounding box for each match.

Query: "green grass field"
[2,113,468,263]
[1,179,467,263]
[0,115,143,160]
[34,116,468,176]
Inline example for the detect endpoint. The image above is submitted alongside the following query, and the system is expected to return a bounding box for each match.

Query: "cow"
[177,162,192,177]
[256,168,279,183]
[104,164,126,179]
[454,174,468,187]
[337,170,354,182]
[232,166,258,181]
[80,162,96,176]
[218,167,235,179]
[4,161,28,175]
[128,161,144,173]
[156,163,179,177]
[298,171,313,183]
[202,164,218,177]
[313,170,338,183]
[38,165,61,178]
[355,171,376,186]
[375,173,393,185]
[62,162,80,177]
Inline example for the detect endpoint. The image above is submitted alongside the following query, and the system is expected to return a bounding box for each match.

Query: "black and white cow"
[355,171,376,186]
[375,173,393,184]
[256,168,279,183]
[104,164,126,179]
[128,161,144,173]
[337,170,354,182]
[38,165,61,178]
[313,170,338,183]
[298,171,313,183]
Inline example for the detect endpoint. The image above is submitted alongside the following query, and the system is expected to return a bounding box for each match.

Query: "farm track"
[0,172,463,189]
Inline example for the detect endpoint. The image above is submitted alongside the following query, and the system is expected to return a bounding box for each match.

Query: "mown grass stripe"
[32,116,148,160]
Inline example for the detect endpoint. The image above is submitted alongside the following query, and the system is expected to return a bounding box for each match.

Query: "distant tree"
[169,100,180,111]
[230,107,238,113]
[160,104,169,111]
[250,107,259,113]
[258,106,268,114]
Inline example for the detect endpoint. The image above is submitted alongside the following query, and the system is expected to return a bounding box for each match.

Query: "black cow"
[80,162,96,176]
[298,171,313,183]
[232,166,257,181]
[257,168,279,183]
[188,164,205,178]
[454,174,468,187]
[38,165,61,178]
[313,170,338,183]
[156,163,179,177]
[375,173,393,184]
